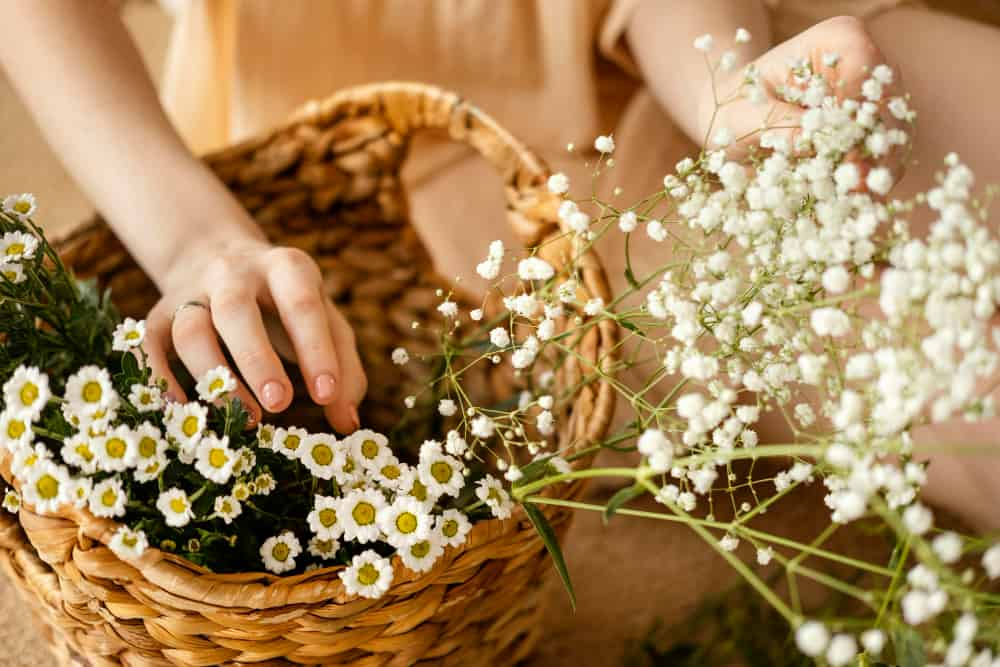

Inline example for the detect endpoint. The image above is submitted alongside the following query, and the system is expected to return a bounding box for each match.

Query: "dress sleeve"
[597,0,643,78]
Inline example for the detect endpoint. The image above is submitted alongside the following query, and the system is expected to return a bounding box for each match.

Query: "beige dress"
[160,0,911,289]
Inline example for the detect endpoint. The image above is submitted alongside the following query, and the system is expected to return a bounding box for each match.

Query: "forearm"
[0,1,262,284]
[626,0,771,145]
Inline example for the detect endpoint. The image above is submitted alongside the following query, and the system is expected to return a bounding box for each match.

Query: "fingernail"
[314,374,336,402]
[261,382,286,411]
[349,405,361,430]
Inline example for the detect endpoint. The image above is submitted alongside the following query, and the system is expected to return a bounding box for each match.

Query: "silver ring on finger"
[172,299,209,321]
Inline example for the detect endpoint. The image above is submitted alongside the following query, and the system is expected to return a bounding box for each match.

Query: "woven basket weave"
[0,82,616,666]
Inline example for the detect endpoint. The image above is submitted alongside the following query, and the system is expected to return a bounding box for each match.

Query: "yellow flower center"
[284,434,301,451]
[430,461,453,484]
[314,539,335,554]
[5,243,24,256]
[138,437,157,458]
[219,501,233,514]
[3,270,16,280]
[125,330,140,341]
[139,393,151,405]
[122,534,138,548]
[208,448,229,468]
[411,480,428,502]
[19,382,38,406]
[357,562,379,586]
[234,485,250,500]
[395,512,418,534]
[208,378,224,393]
[343,456,356,474]
[169,498,187,514]
[75,443,93,461]
[360,439,379,459]
[442,519,459,538]
[24,454,37,467]
[410,541,431,558]
[381,464,400,480]
[13,200,30,214]
[101,489,118,507]
[181,416,200,437]
[106,437,127,459]
[6,419,25,439]
[144,461,161,474]
[310,443,334,466]
[318,508,338,527]
[352,501,376,526]
[272,542,290,562]
[82,381,102,403]
[35,474,60,499]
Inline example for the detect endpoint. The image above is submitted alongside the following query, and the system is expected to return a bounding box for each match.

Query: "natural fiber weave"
[0,82,616,666]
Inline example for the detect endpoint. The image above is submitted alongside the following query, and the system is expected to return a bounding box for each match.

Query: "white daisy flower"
[66,476,92,508]
[2,366,50,421]
[436,509,473,548]
[76,397,119,437]
[1,193,37,219]
[232,481,252,501]
[398,535,445,573]
[109,526,148,560]
[111,317,146,352]
[307,537,339,560]
[22,461,71,514]
[95,425,138,472]
[377,496,433,549]
[164,402,208,451]
[417,450,465,498]
[372,457,407,490]
[273,426,308,460]
[397,467,439,511]
[128,383,164,413]
[2,489,21,513]
[195,366,236,402]
[156,487,194,527]
[260,531,302,574]
[231,447,256,477]
[300,433,339,479]
[0,262,26,284]
[476,475,514,519]
[195,434,237,484]
[213,495,242,524]
[339,550,393,599]
[348,429,390,472]
[0,409,34,452]
[133,422,167,465]
[307,495,344,540]
[339,488,387,543]
[11,442,51,481]
[0,230,38,262]
[89,477,127,518]
[332,446,364,488]
[254,472,276,495]
[255,423,276,449]
[64,366,115,417]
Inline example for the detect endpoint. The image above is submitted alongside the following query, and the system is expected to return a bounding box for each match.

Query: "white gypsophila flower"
[89,477,127,518]
[0,409,34,452]
[470,308,483,321]
[437,508,472,548]
[391,347,410,365]
[476,475,513,519]
[128,383,164,413]
[756,547,774,565]
[340,549,393,599]
[902,502,933,536]
[213,495,242,524]
[3,366,50,421]
[399,534,445,573]
[618,211,638,233]
[584,297,604,316]
[165,401,208,452]
[796,621,830,657]
[273,425,308,460]
[719,534,740,552]
[489,327,511,348]
[307,495,345,540]
[299,433,339,480]
[418,449,465,498]
[810,307,851,337]
[438,399,458,417]
[348,429,390,472]
[437,299,458,318]
[931,532,963,564]
[109,526,148,560]
[2,193,36,218]
[637,428,674,473]
[340,488,387,543]
[444,430,468,457]
[378,496,433,549]
[470,414,495,439]
[866,167,894,195]
[1,489,20,513]
[404,395,416,409]
[195,365,236,402]
[536,409,555,436]
[734,27,751,43]
[647,218,668,242]
[826,634,858,667]
[860,629,885,656]
[65,365,115,417]
[111,317,146,352]
[548,455,572,476]
[0,230,38,262]
[982,544,1000,579]
[517,257,555,281]
[547,172,570,195]
[22,460,71,514]
[156,487,194,527]
[195,434,237,484]
[95,425,139,473]
[260,531,302,574]
[308,537,340,559]
[504,465,523,482]
[594,134,615,154]
[693,33,714,52]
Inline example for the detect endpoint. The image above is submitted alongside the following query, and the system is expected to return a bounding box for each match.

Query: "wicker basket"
[0,82,616,666]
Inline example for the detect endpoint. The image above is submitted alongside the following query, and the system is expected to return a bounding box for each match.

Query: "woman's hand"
[145,233,367,432]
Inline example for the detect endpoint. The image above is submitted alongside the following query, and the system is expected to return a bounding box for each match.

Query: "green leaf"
[603,483,646,524]
[523,501,576,611]
[120,350,140,381]
[892,625,925,667]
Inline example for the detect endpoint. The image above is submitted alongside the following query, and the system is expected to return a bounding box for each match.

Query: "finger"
[209,282,293,414]
[145,301,186,403]
[322,301,368,433]
[171,301,261,422]
[265,248,341,405]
